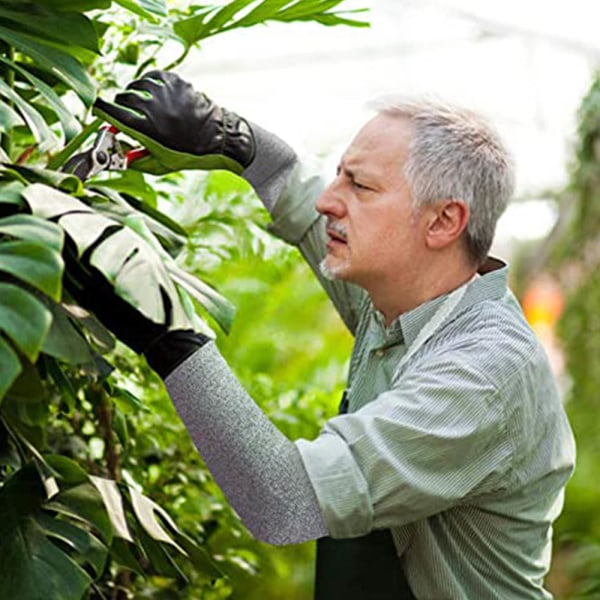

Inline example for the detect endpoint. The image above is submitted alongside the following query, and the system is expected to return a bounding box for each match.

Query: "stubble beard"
[319,256,350,281]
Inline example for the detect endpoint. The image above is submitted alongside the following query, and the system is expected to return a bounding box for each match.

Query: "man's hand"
[93,70,256,175]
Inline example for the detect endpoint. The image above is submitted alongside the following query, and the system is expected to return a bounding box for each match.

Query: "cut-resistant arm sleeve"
[242,123,366,332]
[164,342,329,545]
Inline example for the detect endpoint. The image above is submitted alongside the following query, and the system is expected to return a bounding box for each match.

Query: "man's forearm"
[164,342,329,545]
[242,122,299,213]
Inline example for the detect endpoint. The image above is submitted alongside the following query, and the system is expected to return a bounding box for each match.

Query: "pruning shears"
[62,125,149,181]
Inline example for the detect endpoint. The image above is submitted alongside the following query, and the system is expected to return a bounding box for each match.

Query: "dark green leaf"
[46,466,113,543]
[39,513,108,577]
[0,336,21,402]
[0,282,52,362]
[112,407,128,448]
[0,25,96,106]
[0,55,81,141]
[41,300,93,364]
[0,78,58,151]
[0,240,64,300]
[30,0,111,12]
[43,356,78,412]
[0,214,64,251]
[2,362,48,428]
[0,5,101,53]
[0,463,94,600]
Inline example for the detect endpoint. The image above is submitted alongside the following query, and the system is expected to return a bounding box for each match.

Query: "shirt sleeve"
[242,123,365,333]
[295,352,513,538]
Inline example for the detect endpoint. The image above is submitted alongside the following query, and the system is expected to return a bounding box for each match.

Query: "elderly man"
[84,71,575,599]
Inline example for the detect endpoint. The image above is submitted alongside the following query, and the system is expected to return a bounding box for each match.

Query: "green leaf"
[0,282,52,362]
[169,266,235,333]
[0,180,26,208]
[43,356,78,412]
[2,362,48,428]
[113,0,168,21]
[203,0,253,32]
[0,5,101,53]
[41,300,93,364]
[0,461,107,600]
[46,457,113,543]
[305,11,370,27]
[39,513,108,577]
[232,0,296,28]
[0,240,64,300]
[172,8,216,47]
[22,184,188,325]
[0,55,81,142]
[0,457,112,600]
[91,170,157,206]
[0,78,58,152]
[28,0,111,12]
[0,98,23,133]
[0,336,21,402]
[0,214,64,251]
[0,25,96,106]
[9,164,83,194]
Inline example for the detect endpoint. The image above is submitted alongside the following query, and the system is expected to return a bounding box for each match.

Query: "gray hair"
[369,96,515,265]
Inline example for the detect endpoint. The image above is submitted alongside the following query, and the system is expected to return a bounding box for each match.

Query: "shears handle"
[105,125,150,166]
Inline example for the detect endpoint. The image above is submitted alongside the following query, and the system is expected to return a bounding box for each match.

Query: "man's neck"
[368,254,478,327]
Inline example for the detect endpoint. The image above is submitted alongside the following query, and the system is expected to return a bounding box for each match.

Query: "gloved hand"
[63,238,209,378]
[93,70,256,176]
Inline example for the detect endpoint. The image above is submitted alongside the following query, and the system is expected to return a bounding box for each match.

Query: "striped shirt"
[267,165,576,599]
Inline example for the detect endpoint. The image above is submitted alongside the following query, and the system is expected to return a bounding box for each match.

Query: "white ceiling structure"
[180,0,600,248]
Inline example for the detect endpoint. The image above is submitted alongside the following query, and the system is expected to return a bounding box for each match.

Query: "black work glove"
[93,70,256,175]
[63,238,209,379]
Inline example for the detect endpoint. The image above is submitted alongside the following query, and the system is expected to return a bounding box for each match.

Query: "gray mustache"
[327,220,348,241]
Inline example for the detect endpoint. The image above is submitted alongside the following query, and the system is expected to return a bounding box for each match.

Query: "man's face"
[316,114,425,290]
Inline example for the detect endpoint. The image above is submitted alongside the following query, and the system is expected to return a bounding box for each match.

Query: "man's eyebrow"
[339,163,378,183]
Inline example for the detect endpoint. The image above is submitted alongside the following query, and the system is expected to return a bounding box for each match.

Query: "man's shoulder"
[425,292,550,390]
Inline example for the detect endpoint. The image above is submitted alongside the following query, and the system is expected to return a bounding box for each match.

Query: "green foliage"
[526,72,600,597]
[0,0,367,598]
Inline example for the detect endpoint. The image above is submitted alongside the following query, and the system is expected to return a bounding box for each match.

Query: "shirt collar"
[372,256,509,348]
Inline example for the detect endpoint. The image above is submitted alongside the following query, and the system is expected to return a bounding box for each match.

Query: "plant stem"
[0,42,15,159]
[96,385,121,482]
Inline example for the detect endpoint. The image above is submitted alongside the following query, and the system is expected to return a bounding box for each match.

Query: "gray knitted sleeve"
[242,122,299,212]
[164,342,330,545]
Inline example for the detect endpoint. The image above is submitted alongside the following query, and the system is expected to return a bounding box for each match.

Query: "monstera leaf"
[0,213,64,401]
[0,455,111,600]
[21,182,234,333]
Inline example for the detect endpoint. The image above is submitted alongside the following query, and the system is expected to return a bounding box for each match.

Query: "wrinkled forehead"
[342,114,414,174]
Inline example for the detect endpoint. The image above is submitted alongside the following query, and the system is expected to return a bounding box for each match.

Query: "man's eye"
[353,180,369,190]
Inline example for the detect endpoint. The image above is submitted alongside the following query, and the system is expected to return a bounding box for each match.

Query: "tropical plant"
[0,1,367,598]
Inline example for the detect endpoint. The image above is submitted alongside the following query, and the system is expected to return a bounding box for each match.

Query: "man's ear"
[424,199,470,250]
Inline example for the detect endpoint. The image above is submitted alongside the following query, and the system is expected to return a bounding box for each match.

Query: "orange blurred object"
[522,276,564,329]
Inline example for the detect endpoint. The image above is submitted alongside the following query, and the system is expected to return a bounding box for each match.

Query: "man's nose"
[316,179,346,217]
